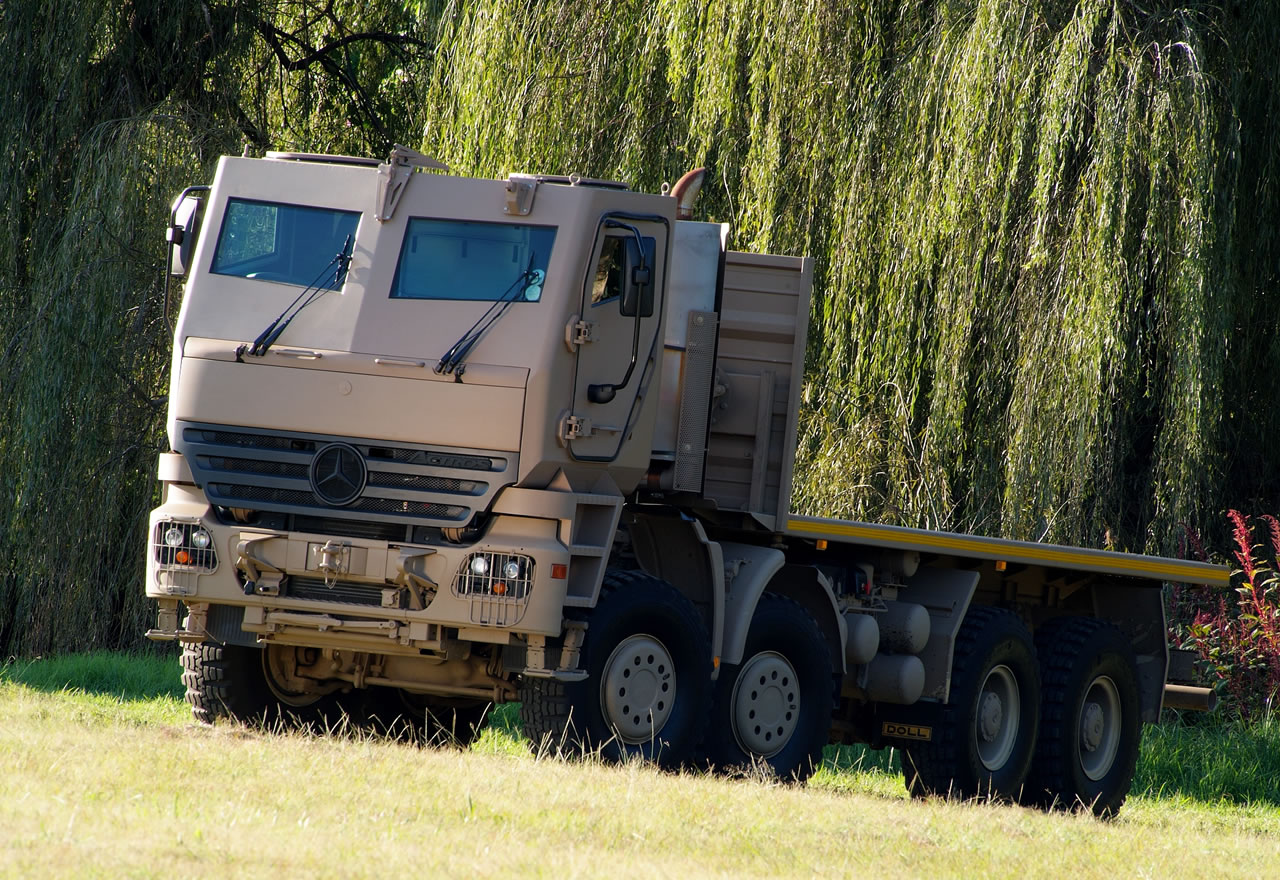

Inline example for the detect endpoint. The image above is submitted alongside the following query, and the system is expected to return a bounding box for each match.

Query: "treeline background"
[0,0,1276,656]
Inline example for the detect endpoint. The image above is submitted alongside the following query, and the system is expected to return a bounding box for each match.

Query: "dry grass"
[2,679,1278,879]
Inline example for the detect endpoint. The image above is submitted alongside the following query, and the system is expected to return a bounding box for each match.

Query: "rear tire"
[519,569,711,767]
[705,594,834,781]
[1025,617,1141,817]
[901,606,1039,801]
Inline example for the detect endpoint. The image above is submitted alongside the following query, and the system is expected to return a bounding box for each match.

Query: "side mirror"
[619,235,655,317]
[167,192,205,277]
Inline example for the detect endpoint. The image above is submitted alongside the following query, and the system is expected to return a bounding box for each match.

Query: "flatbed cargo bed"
[785,514,1229,586]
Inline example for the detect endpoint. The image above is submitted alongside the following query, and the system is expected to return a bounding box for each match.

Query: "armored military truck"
[147,147,1225,815]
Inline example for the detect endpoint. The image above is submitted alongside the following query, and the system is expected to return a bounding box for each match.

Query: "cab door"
[566,216,666,461]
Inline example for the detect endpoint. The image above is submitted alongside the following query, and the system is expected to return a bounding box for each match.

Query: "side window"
[591,236,624,306]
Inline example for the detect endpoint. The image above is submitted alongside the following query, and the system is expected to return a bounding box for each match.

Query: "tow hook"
[317,539,349,588]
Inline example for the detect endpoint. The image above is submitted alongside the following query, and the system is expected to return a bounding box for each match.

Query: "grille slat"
[364,471,484,496]
[204,456,309,479]
[286,576,387,607]
[211,483,468,521]
[291,516,409,542]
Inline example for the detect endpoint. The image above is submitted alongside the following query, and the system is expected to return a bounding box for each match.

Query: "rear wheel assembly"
[705,594,835,781]
[901,605,1040,801]
[1025,616,1141,816]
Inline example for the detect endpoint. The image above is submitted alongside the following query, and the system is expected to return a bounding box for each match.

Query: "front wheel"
[519,570,711,767]
[181,642,271,725]
[901,605,1040,801]
[1025,617,1141,816]
[705,594,835,781]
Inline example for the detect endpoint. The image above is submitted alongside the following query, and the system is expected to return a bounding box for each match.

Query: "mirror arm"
[587,306,643,404]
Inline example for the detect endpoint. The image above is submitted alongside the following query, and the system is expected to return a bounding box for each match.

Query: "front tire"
[705,594,834,781]
[519,569,711,767]
[1025,617,1141,816]
[901,605,1039,801]
[181,642,271,725]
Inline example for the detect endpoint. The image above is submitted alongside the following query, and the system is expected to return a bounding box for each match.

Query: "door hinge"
[559,413,623,444]
[564,315,596,351]
[561,414,592,441]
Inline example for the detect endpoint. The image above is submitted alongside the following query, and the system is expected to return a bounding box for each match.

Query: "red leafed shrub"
[1170,511,1280,719]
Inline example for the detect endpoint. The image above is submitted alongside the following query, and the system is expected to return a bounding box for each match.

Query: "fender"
[628,513,725,678]
[717,542,786,666]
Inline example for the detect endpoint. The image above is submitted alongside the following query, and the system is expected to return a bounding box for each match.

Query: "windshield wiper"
[238,235,354,359]
[435,255,539,377]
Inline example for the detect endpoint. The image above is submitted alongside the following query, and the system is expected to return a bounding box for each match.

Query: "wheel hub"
[979,691,1004,742]
[600,634,676,744]
[975,664,1020,771]
[1080,701,1105,752]
[731,651,800,758]
[1078,675,1122,780]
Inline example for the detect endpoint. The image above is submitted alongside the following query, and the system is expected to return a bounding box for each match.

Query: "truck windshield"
[211,198,360,287]
[390,218,555,301]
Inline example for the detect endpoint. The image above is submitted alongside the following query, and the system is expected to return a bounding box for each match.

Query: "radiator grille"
[176,423,514,531]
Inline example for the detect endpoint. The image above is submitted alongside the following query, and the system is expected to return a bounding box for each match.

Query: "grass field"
[1,653,1278,878]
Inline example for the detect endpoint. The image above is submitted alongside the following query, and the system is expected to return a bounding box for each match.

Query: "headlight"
[454,551,534,603]
[153,520,218,574]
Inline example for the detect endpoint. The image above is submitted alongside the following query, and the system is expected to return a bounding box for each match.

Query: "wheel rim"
[975,664,1020,771]
[600,634,676,744]
[1078,675,1122,781]
[730,651,800,758]
[261,646,325,707]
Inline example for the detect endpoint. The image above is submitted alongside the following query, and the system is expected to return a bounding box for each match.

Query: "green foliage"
[0,649,181,701]
[2,1,1279,654]
[1135,714,1280,806]
[0,1,433,655]
[1171,512,1280,719]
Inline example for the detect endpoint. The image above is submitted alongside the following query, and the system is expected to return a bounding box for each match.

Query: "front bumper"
[146,480,572,648]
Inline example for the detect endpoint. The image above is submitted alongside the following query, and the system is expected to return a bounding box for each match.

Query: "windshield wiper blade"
[435,255,538,376]
[240,235,354,359]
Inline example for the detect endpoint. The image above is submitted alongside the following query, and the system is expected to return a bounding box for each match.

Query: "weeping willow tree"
[1,0,1277,656]
[0,0,430,655]
[420,0,1280,552]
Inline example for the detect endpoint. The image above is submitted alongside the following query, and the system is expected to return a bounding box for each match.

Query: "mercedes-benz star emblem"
[309,443,367,506]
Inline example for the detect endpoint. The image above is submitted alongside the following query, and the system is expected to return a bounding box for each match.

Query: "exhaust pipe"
[1163,684,1218,712]
[671,167,706,220]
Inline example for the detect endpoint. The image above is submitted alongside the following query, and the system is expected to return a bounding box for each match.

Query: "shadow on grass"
[0,650,183,701]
